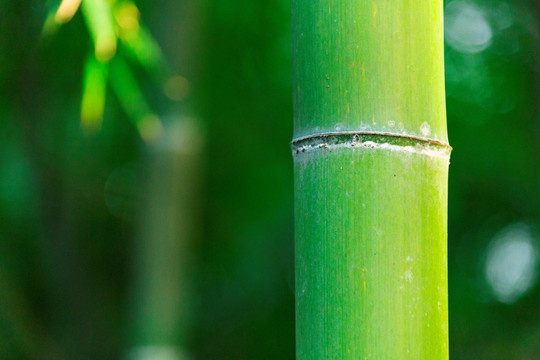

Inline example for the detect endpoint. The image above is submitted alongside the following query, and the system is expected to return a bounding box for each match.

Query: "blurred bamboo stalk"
[126,118,203,360]
[124,0,204,356]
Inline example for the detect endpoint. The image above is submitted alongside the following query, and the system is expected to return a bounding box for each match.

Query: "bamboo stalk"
[292,1,451,358]
[126,119,202,360]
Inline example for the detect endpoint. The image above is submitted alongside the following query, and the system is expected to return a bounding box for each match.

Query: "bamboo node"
[291,131,451,159]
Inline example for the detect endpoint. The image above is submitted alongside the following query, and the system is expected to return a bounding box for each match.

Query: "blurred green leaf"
[113,1,168,81]
[122,25,168,80]
[55,0,82,23]
[41,0,63,38]
[81,53,108,132]
[109,56,162,142]
[81,0,117,62]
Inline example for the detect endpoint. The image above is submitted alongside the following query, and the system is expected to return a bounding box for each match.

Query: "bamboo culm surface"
[292,1,451,359]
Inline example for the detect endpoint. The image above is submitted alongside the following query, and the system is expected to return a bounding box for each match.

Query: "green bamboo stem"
[292,1,450,359]
[126,119,202,360]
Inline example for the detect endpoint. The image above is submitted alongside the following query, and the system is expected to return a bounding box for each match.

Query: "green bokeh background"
[1,0,539,359]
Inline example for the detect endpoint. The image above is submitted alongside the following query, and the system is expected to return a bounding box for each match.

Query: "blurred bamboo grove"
[0,0,539,359]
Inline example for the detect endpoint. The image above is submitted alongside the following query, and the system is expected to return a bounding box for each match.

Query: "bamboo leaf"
[80,53,108,133]
[122,25,168,80]
[54,0,82,24]
[109,56,163,142]
[41,0,63,38]
[113,1,169,82]
[81,0,117,62]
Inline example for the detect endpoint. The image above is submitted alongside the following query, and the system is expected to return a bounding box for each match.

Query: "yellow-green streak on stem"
[292,0,450,358]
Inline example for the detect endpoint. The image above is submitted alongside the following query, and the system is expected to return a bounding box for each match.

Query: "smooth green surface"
[292,0,447,142]
[293,0,449,358]
[295,145,449,358]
